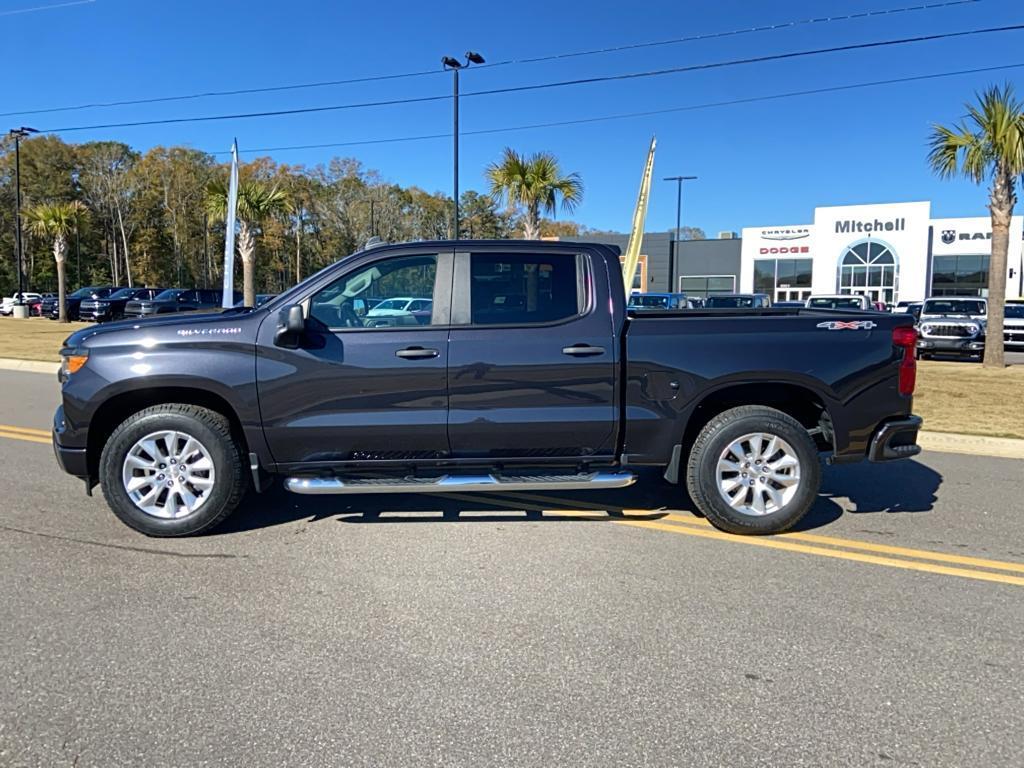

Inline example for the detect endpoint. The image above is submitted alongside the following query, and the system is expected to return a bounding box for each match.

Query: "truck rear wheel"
[99,404,247,537]
[685,405,821,535]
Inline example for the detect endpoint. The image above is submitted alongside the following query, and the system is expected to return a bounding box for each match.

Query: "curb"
[0,357,59,374]
[919,431,1024,460]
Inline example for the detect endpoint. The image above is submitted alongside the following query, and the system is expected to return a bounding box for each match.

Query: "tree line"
[0,137,607,300]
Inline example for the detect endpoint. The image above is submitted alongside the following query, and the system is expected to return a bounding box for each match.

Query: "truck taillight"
[892,326,917,396]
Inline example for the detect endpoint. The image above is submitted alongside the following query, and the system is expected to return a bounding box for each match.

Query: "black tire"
[685,405,821,535]
[916,350,930,361]
[99,404,247,537]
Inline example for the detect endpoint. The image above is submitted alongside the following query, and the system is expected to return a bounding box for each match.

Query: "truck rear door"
[446,247,618,460]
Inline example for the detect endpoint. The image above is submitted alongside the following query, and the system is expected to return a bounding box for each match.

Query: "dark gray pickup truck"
[53,240,922,537]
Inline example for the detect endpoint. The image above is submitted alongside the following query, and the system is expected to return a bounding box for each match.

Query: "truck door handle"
[562,344,605,357]
[395,346,440,359]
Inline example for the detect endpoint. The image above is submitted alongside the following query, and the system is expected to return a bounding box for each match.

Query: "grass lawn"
[914,360,1024,440]
[1,317,1021,439]
[0,317,92,361]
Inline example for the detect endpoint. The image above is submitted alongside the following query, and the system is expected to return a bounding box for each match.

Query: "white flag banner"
[221,139,240,308]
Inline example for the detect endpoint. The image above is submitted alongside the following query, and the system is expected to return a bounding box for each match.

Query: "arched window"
[837,240,898,303]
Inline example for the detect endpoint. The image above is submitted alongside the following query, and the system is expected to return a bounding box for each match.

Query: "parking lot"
[1,367,1023,767]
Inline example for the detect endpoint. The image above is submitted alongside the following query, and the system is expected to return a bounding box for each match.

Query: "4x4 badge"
[816,320,877,330]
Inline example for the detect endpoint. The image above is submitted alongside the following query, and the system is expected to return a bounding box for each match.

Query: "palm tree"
[486,148,583,239]
[206,180,290,307]
[24,201,89,323]
[928,83,1024,368]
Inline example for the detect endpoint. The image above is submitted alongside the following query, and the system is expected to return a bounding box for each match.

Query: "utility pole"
[203,212,210,289]
[663,175,697,292]
[9,127,38,305]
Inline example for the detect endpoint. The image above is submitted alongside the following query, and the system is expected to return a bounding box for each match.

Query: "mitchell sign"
[835,218,906,234]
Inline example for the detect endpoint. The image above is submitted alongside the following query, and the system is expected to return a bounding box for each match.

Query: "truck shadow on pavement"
[215,460,942,536]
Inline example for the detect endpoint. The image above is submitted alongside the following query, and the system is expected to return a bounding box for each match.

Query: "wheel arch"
[87,386,248,480]
[665,381,834,483]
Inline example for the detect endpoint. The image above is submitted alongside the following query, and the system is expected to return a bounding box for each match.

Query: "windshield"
[628,295,670,308]
[153,289,185,301]
[808,297,864,309]
[1005,305,1024,319]
[69,286,103,299]
[109,288,140,300]
[706,295,754,308]
[923,299,986,315]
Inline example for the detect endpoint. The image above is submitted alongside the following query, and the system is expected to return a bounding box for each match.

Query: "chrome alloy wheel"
[715,432,801,516]
[121,430,216,519]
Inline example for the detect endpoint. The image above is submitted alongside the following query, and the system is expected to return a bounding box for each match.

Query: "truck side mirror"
[274,305,305,349]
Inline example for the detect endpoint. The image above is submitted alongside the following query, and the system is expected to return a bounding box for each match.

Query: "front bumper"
[917,337,984,354]
[52,405,89,478]
[868,415,922,462]
[79,306,112,321]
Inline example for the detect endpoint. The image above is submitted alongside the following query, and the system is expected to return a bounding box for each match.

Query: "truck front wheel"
[98,404,247,537]
[685,405,821,535]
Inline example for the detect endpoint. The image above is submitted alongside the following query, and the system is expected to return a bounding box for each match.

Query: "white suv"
[916,297,987,360]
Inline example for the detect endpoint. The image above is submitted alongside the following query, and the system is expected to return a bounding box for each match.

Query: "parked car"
[1003,304,1024,349]
[628,292,690,310]
[365,296,433,318]
[29,293,55,316]
[704,293,772,308]
[806,294,873,310]
[80,287,166,322]
[233,294,277,309]
[53,239,921,538]
[896,302,923,324]
[0,292,41,316]
[43,286,114,320]
[916,297,987,360]
[124,288,239,318]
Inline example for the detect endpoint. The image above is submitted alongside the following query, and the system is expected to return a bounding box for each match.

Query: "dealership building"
[581,200,1024,303]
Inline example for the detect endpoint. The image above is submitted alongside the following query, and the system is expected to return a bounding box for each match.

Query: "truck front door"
[256,250,452,468]
[446,249,618,461]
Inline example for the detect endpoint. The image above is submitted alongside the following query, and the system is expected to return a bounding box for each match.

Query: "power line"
[0,0,984,119]
[481,0,985,68]
[213,62,1024,156]
[40,23,1024,133]
[0,0,94,17]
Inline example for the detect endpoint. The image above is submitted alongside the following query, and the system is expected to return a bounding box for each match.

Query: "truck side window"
[309,254,438,330]
[469,253,580,326]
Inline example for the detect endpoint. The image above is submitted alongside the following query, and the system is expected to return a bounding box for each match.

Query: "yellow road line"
[481,491,1024,577]
[659,513,1024,575]
[613,518,1024,587]
[443,492,1024,587]
[0,423,49,437]
[0,429,51,445]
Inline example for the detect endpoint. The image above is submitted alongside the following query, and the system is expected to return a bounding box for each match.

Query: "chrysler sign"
[760,227,810,241]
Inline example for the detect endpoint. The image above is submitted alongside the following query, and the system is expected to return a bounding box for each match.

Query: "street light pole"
[663,175,697,292]
[442,51,484,242]
[9,127,38,301]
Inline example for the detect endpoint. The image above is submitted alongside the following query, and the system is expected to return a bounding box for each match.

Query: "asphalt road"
[1,370,1023,768]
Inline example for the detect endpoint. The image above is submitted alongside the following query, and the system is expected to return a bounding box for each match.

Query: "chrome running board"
[284,471,637,495]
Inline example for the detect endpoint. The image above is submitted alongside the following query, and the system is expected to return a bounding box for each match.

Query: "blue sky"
[3,0,1023,235]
